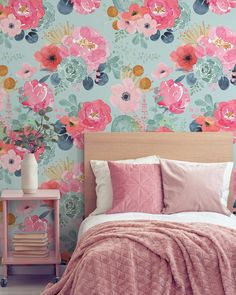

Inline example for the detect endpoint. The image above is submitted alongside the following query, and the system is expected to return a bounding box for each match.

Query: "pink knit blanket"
[41,221,236,295]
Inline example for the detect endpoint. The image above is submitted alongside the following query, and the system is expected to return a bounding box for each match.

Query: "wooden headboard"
[84,132,234,217]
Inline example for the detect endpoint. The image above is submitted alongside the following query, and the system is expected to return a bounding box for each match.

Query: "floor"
[0,275,52,295]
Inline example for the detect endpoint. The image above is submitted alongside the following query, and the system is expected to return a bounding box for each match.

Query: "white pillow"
[90,155,160,216]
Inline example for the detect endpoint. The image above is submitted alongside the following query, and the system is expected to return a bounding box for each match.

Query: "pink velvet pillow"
[107,162,163,214]
[160,159,231,216]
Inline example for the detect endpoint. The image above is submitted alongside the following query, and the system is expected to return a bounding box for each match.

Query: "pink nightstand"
[0,189,61,287]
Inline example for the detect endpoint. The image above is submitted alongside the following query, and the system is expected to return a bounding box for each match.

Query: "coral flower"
[60,116,84,137]
[195,116,220,132]
[170,45,198,71]
[34,45,62,71]
[121,4,148,21]
[0,4,12,19]
[0,141,12,156]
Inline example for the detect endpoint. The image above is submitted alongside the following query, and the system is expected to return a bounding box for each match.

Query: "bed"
[42,132,236,295]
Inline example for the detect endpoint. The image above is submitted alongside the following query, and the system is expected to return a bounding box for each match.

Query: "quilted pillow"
[160,158,233,216]
[107,162,163,214]
[90,155,160,216]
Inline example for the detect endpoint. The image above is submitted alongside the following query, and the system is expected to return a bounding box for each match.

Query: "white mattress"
[77,212,236,241]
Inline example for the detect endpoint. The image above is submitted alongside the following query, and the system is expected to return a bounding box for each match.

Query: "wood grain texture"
[84,132,234,217]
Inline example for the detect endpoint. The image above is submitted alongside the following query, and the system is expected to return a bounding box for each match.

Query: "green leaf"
[39,210,51,219]
[4,37,11,49]
[112,67,120,79]
[39,75,50,84]
[44,115,49,121]
[68,94,77,106]
[59,99,71,107]
[195,99,207,106]
[110,56,119,64]
[140,38,147,49]
[4,173,11,184]
[132,34,140,45]
[42,124,50,130]
[45,106,53,113]
[38,110,45,116]
[204,94,213,105]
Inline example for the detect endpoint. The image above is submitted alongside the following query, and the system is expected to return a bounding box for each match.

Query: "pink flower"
[60,26,110,72]
[0,13,21,37]
[59,164,84,194]
[9,0,44,30]
[157,79,190,114]
[22,215,47,232]
[121,4,148,21]
[16,201,37,215]
[78,99,112,131]
[19,80,54,112]
[136,14,157,37]
[214,99,236,130]
[110,78,142,113]
[155,126,173,132]
[16,63,37,80]
[208,0,236,14]
[144,0,180,30]
[0,149,21,173]
[71,0,100,14]
[117,19,137,34]
[152,63,173,79]
[196,26,236,70]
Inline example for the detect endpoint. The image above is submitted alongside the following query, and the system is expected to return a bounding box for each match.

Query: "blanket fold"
[41,221,236,295]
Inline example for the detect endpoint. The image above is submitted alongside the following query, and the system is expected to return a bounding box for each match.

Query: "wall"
[0,0,236,262]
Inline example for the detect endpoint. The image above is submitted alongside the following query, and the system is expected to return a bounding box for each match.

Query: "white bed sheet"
[77,212,236,241]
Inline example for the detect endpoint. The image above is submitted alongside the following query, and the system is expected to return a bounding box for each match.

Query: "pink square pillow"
[107,162,163,214]
[160,159,231,216]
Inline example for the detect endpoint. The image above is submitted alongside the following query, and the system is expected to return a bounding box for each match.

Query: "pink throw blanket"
[41,221,236,295]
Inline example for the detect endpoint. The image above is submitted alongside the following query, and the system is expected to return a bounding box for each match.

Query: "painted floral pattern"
[0,0,236,262]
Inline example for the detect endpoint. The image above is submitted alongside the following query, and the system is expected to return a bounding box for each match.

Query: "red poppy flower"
[34,44,62,71]
[170,45,198,71]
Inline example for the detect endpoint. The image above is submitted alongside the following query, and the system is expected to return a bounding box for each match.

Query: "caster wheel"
[1,278,8,287]
[52,276,59,284]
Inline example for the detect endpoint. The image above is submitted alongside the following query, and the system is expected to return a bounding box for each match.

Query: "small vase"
[21,153,38,194]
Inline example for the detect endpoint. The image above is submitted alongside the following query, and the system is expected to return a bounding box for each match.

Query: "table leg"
[54,200,60,281]
[2,200,8,279]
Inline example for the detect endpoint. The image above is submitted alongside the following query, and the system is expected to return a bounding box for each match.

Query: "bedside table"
[0,189,61,287]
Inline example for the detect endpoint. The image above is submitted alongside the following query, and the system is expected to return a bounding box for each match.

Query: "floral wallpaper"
[0,0,236,263]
